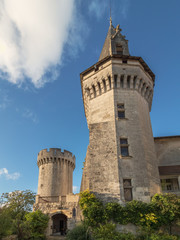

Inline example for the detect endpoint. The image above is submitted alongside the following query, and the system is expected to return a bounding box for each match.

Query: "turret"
[37,148,75,197]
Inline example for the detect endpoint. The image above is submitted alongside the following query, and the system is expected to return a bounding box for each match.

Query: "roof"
[154,136,180,140]
[99,22,130,61]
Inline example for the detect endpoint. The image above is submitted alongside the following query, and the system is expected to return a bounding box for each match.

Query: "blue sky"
[0,0,180,195]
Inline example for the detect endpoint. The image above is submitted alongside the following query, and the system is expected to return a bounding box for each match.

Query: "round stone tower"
[37,148,75,197]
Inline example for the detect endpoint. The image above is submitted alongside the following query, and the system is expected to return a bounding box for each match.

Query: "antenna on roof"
[110,0,112,26]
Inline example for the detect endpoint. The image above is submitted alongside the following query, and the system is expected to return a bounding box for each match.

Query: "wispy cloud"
[119,0,130,19]
[73,185,79,194]
[0,89,10,110]
[88,0,109,20]
[0,0,86,88]
[0,168,20,180]
[88,0,130,20]
[22,109,38,123]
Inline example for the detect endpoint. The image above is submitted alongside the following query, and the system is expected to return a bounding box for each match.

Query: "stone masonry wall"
[81,57,160,203]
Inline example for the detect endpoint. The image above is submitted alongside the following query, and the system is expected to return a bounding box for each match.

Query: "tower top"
[99,22,130,61]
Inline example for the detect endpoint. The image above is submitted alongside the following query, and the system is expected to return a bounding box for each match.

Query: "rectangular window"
[120,138,129,157]
[160,178,179,192]
[116,44,123,55]
[123,179,133,201]
[117,104,125,119]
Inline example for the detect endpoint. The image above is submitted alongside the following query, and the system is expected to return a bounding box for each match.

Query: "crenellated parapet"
[37,148,75,169]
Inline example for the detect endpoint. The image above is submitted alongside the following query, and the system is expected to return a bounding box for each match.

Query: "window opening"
[108,76,111,89]
[92,85,96,98]
[117,104,125,119]
[133,76,137,89]
[120,75,124,88]
[161,178,179,191]
[114,75,117,88]
[120,138,129,157]
[127,76,131,88]
[123,179,133,201]
[97,82,101,95]
[103,79,106,92]
[116,44,123,55]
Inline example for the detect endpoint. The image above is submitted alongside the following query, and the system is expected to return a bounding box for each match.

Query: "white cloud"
[73,186,79,194]
[0,168,20,180]
[0,0,78,88]
[22,108,38,123]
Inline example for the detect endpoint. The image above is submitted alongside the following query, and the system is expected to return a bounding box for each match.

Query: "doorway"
[52,213,67,235]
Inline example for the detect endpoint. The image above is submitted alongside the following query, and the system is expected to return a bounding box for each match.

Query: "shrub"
[66,223,91,240]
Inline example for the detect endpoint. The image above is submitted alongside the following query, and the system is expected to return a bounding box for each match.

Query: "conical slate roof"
[99,21,130,61]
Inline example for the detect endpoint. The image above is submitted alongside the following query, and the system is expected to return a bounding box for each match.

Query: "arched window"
[92,85,96,98]
[102,79,106,92]
[133,76,137,89]
[108,76,111,89]
[72,208,76,217]
[120,75,124,88]
[141,83,146,94]
[127,76,131,88]
[97,82,101,95]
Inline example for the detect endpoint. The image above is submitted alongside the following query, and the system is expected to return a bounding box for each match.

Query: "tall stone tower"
[80,21,160,203]
[37,148,75,198]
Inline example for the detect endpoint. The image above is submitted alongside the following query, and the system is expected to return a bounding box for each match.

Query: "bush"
[93,222,136,240]
[138,233,179,240]
[24,210,49,240]
[66,223,91,240]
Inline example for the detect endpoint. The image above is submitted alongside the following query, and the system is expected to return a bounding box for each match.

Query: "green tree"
[0,190,35,239]
[0,207,13,238]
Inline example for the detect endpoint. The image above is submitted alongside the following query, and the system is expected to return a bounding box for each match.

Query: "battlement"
[37,148,75,167]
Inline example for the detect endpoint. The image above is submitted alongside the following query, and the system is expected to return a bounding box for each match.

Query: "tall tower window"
[92,85,96,98]
[127,76,131,88]
[97,82,101,95]
[133,76,137,89]
[102,79,107,92]
[114,75,117,88]
[120,138,129,157]
[108,76,111,89]
[123,179,133,201]
[120,75,124,88]
[117,104,125,119]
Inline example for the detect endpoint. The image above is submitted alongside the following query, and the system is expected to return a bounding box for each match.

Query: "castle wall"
[154,136,180,166]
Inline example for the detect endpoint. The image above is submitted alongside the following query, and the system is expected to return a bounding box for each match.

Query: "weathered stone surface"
[80,51,161,202]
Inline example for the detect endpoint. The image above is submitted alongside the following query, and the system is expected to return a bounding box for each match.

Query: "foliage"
[0,190,36,240]
[0,190,35,219]
[66,223,91,240]
[79,190,180,239]
[24,210,49,240]
[79,190,106,227]
[93,222,136,240]
[151,193,180,234]
[0,208,13,238]
[138,233,179,240]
